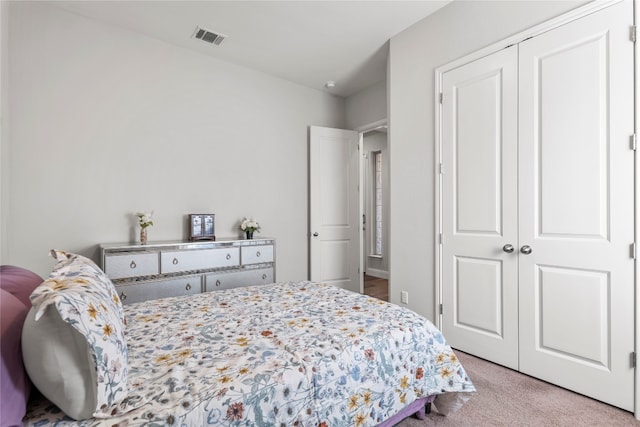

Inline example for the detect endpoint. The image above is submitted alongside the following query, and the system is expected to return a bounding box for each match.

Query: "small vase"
[245,230,254,240]
[140,227,148,245]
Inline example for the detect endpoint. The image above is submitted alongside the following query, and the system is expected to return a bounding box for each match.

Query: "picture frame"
[189,214,215,241]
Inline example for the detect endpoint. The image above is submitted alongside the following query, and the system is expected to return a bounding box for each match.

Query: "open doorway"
[359,121,388,301]
[308,121,388,298]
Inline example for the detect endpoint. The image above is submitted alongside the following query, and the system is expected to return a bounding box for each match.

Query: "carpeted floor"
[396,351,638,426]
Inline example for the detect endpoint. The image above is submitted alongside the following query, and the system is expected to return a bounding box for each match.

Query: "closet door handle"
[502,244,514,253]
[172,258,179,265]
[520,245,532,255]
[185,283,192,291]
[120,292,127,301]
[130,261,137,269]
[215,280,221,287]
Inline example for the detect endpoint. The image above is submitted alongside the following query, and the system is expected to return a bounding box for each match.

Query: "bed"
[5,252,475,426]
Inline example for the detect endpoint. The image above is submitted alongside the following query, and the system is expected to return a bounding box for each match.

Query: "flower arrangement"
[240,217,260,239]
[136,211,153,245]
[136,211,154,228]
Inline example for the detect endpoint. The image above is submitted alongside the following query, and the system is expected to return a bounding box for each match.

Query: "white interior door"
[441,46,519,369]
[310,126,361,293]
[518,0,634,410]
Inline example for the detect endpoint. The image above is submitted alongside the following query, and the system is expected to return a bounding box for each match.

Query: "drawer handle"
[262,274,267,280]
[120,292,127,301]
[186,283,192,291]
[226,254,231,260]
[172,258,179,265]
[130,261,137,269]
[256,251,261,257]
[216,280,221,287]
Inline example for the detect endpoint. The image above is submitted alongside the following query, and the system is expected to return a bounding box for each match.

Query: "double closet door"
[441,0,634,410]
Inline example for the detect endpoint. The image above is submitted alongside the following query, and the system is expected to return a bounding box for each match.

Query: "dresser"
[100,238,275,304]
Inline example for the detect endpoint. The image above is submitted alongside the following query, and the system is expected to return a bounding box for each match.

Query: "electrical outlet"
[400,291,408,304]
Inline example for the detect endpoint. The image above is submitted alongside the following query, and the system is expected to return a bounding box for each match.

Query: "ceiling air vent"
[192,26,227,46]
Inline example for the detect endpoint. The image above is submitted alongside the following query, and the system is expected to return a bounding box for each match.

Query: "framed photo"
[189,214,215,241]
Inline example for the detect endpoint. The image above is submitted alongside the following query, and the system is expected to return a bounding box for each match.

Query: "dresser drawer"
[204,267,274,292]
[161,248,240,274]
[104,252,159,279]
[241,245,274,265]
[116,275,202,305]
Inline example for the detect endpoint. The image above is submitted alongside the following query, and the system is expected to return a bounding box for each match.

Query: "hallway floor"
[363,273,388,302]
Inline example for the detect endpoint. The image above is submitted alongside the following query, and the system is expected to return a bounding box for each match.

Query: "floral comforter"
[24,281,475,426]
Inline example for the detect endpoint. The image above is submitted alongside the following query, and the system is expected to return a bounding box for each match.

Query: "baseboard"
[365,268,388,279]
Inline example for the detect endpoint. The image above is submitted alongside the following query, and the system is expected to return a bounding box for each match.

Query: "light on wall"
[324,81,337,89]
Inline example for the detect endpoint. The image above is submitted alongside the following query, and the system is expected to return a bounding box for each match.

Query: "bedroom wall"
[388,0,589,320]
[345,80,386,130]
[4,1,345,279]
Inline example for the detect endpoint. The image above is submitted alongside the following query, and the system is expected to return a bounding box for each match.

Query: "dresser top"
[100,238,274,252]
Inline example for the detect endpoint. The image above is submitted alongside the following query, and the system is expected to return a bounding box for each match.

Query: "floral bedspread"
[24,281,475,426]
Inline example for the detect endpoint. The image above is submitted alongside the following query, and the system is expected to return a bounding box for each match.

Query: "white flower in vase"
[136,211,154,245]
[240,217,261,238]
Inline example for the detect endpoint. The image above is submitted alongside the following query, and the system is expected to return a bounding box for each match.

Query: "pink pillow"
[0,265,43,307]
[1,289,30,427]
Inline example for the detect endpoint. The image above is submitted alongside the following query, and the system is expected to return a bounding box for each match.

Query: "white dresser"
[100,238,275,304]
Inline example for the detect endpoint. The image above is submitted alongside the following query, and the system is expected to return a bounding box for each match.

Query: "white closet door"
[441,46,519,369]
[518,0,634,410]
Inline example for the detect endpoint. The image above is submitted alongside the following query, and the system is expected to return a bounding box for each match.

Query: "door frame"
[355,119,388,294]
[434,0,638,418]
[634,0,639,418]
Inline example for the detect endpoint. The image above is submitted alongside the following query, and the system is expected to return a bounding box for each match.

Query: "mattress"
[23,281,475,426]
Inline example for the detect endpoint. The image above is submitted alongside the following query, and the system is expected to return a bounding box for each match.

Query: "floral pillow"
[30,250,125,325]
[23,250,129,419]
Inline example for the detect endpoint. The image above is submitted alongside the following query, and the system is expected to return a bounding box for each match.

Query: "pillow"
[0,265,43,306]
[1,290,31,427]
[22,250,128,420]
[30,250,125,325]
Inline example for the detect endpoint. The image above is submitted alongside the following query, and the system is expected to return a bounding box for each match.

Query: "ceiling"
[50,1,452,98]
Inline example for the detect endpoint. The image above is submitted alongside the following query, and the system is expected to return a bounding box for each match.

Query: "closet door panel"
[537,266,609,365]
[518,0,634,411]
[441,46,519,369]
[537,32,608,239]
[455,72,503,234]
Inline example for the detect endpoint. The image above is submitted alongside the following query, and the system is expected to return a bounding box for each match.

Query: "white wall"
[3,2,345,279]
[388,0,588,320]
[345,80,386,130]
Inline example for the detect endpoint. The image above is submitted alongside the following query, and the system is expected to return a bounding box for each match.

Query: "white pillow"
[22,305,98,419]
[22,250,129,420]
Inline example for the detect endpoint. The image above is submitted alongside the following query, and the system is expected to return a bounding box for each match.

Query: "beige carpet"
[397,351,637,426]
